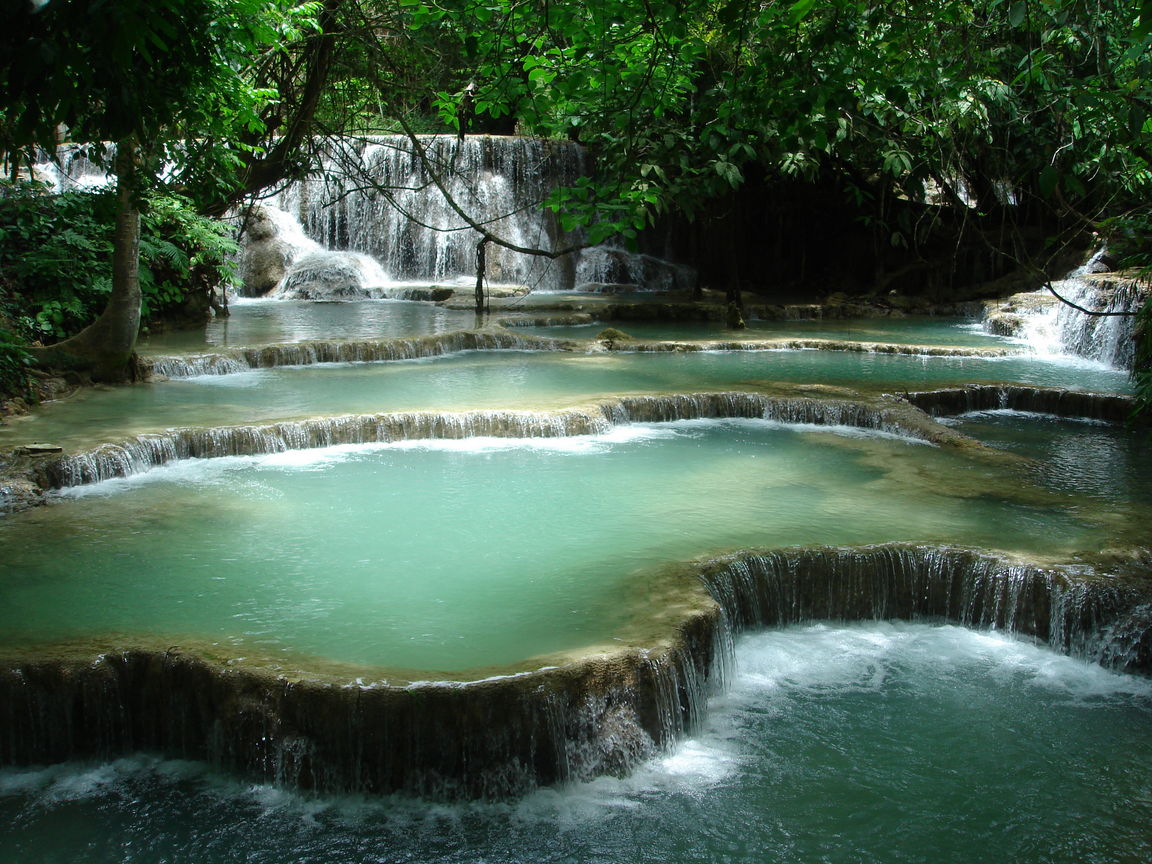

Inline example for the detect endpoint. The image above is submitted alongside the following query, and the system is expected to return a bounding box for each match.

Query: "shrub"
[0,180,237,343]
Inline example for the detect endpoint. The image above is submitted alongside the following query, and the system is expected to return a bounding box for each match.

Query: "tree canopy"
[0,0,320,379]
[376,0,1152,259]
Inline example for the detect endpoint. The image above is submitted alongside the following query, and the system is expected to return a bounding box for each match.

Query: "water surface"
[139,299,477,352]
[951,410,1152,507]
[0,350,1131,451]
[0,420,1109,670]
[2,624,1148,863]
[518,316,1012,347]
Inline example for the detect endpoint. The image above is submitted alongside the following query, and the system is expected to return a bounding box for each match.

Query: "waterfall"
[1047,277,1144,368]
[697,545,1152,671]
[138,329,564,378]
[983,263,1147,370]
[26,143,115,191]
[265,136,583,293]
[256,135,693,296]
[140,331,1019,380]
[37,408,615,489]
[613,338,1019,357]
[905,384,1135,422]
[0,609,724,798]
[2,543,1148,798]
[24,391,959,493]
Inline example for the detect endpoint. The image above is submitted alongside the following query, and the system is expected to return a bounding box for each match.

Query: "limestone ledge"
[1,387,1060,512]
[1,543,1149,799]
[1,386,1136,513]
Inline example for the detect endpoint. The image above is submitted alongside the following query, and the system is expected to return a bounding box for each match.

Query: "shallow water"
[0,349,1131,451]
[0,419,1106,670]
[518,316,1013,347]
[139,299,477,352]
[951,410,1152,507]
[2,623,1149,864]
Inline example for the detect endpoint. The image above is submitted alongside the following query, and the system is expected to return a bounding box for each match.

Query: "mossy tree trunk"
[32,139,142,382]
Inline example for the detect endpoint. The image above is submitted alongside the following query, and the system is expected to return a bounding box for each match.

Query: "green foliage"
[0,327,33,399]
[1102,206,1152,423]
[389,0,1152,251]
[1,0,313,167]
[138,194,238,322]
[0,182,236,342]
[1133,295,1152,425]
[596,327,632,348]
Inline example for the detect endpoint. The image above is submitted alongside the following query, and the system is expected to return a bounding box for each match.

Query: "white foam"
[3,624,1147,833]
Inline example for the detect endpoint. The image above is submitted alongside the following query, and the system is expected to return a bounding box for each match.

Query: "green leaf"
[788,0,819,26]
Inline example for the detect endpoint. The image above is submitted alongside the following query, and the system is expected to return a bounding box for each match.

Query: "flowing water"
[139,299,476,352]
[0,349,1131,452]
[516,316,1015,347]
[2,624,1149,864]
[1,419,1112,671]
[6,145,1152,857]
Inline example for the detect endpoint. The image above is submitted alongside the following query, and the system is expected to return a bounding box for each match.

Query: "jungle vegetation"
[0,0,1150,397]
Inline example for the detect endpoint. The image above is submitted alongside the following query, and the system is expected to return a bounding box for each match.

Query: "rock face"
[270,251,390,300]
[981,290,1059,338]
[0,605,721,799]
[236,205,322,296]
[574,247,697,293]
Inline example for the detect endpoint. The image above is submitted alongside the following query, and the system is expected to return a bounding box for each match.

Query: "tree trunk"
[32,138,142,382]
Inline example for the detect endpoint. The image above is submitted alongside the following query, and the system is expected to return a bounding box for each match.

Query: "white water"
[994,270,1144,370]
[260,135,691,295]
[2,624,1149,863]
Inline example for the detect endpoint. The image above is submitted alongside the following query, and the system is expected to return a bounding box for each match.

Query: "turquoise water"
[951,410,1152,507]
[0,350,1131,450]
[519,316,1014,347]
[2,624,1149,863]
[3,302,1150,860]
[0,419,1102,670]
[139,299,477,352]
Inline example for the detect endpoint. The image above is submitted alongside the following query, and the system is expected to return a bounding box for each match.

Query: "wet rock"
[12,443,62,455]
[237,205,322,296]
[271,251,390,300]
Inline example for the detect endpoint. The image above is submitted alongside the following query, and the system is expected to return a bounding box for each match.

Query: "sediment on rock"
[0,605,721,799]
[698,545,1152,672]
[138,329,564,379]
[19,392,970,494]
[1,543,1148,798]
[905,385,1136,422]
[610,338,1020,357]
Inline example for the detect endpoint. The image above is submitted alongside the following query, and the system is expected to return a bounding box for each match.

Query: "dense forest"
[1,0,1150,402]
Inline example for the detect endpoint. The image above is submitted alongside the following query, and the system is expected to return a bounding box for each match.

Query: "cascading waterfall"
[266,136,584,293]
[697,546,1152,671]
[36,407,615,489]
[25,143,116,191]
[1024,276,1144,368]
[22,391,957,493]
[2,544,1148,798]
[258,135,693,295]
[905,384,1135,422]
[138,328,564,378]
[983,258,1147,370]
[1051,277,1145,368]
[139,330,1021,380]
